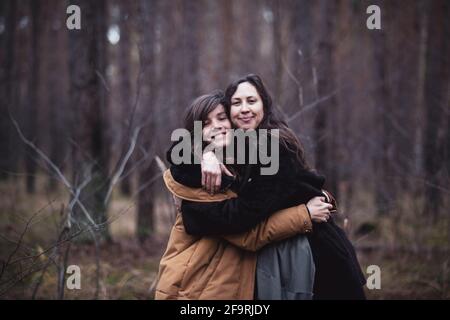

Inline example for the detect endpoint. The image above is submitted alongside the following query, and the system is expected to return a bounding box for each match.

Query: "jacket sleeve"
[221,204,312,252]
[181,149,303,235]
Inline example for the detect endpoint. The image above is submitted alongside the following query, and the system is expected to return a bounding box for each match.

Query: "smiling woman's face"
[202,104,232,148]
[229,82,264,130]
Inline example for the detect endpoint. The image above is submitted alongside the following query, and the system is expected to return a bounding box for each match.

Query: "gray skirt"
[256,234,315,300]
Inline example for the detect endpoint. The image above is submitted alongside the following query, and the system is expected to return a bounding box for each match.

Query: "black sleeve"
[181,150,303,235]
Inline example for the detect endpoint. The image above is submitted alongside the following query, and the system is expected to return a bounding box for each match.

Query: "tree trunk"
[422,0,449,222]
[0,0,17,180]
[180,0,201,102]
[370,1,397,216]
[47,0,69,192]
[68,0,111,242]
[25,0,41,193]
[312,0,339,197]
[136,0,157,243]
[220,0,233,85]
[117,0,134,196]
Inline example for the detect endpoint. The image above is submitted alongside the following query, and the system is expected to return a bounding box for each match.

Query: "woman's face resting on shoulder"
[202,104,232,149]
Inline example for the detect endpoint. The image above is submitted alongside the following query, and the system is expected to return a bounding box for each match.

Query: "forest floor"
[3,238,448,299]
[0,175,449,299]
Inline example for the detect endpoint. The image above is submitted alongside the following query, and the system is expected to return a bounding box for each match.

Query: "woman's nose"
[240,102,250,113]
[212,120,223,130]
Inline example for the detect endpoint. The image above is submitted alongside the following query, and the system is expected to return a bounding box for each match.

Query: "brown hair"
[183,90,225,134]
[224,74,310,169]
[180,90,226,160]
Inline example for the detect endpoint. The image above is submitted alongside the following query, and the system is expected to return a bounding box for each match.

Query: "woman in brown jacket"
[155,91,328,299]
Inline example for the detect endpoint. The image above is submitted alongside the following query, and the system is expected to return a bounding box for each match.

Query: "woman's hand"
[201,151,233,194]
[306,196,333,223]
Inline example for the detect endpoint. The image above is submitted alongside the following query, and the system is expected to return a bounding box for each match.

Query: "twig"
[10,115,97,227]
[104,126,142,205]
[88,227,101,300]
[95,69,110,92]
[0,210,40,281]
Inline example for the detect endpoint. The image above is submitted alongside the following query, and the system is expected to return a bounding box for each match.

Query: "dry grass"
[0,174,449,299]
[0,174,170,299]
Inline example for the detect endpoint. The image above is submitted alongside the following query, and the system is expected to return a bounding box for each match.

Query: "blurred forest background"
[0,0,449,299]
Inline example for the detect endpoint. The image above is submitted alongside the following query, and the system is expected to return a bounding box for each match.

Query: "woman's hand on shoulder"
[201,151,233,194]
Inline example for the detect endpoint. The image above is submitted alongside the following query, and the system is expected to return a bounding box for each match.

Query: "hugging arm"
[181,151,305,235]
[164,167,312,250]
[221,204,312,252]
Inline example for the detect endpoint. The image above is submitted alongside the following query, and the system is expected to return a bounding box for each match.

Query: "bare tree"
[369,1,396,216]
[180,0,201,102]
[312,0,339,197]
[117,0,135,196]
[0,0,17,180]
[135,0,157,243]
[422,0,450,222]
[24,0,41,194]
[45,0,70,191]
[68,0,111,242]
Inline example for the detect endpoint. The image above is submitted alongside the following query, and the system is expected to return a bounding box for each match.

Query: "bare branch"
[95,69,110,92]
[11,116,72,190]
[104,126,142,205]
[10,115,97,227]
[281,54,303,108]
[287,87,341,122]
[0,209,40,281]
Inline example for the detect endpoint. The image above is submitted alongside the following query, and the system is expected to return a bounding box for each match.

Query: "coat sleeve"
[181,149,303,235]
[221,204,312,252]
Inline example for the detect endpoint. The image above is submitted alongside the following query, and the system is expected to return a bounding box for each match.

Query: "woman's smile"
[230,82,264,130]
[210,130,229,142]
[202,104,232,148]
[239,115,255,122]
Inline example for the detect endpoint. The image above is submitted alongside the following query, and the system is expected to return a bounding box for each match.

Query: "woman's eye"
[248,99,256,104]
[232,101,240,106]
[204,121,211,126]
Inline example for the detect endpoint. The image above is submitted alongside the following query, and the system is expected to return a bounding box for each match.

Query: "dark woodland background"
[0,0,449,299]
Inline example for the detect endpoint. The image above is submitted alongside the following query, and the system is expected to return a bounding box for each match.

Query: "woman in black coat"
[174,74,366,300]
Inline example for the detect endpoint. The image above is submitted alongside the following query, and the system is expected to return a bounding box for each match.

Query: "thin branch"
[10,115,97,227]
[134,170,163,196]
[104,126,142,205]
[118,144,152,182]
[281,54,303,108]
[110,40,145,177]
[11,117,71,190]
[0,210,40,281]
[95,69,110,92]
[287,87,341,122]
